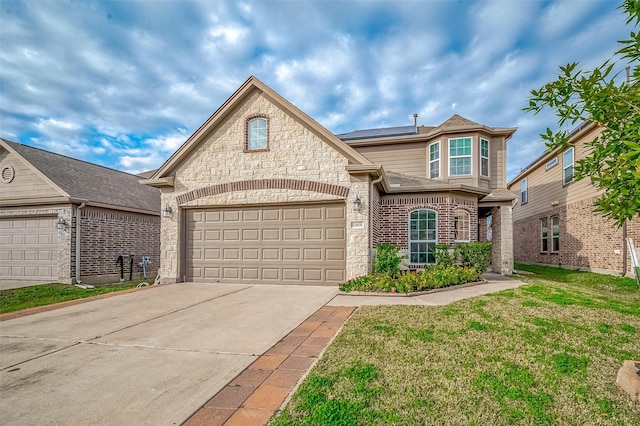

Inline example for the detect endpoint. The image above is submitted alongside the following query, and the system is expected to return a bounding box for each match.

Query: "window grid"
[541,217,548,252]
[449,137,472,176]
[454,209,470,242]
[429,141,440,179]
[245,115,269,151]
[552,215,560,252]
[409,209,437,264]
[480,138,489,177]
[563,147,574,185]
[521,178,527,204]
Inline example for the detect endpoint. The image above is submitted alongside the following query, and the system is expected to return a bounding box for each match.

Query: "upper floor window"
[563,147,574,185]
[246,116,268,151]
[454,209,470,242]
[545,157,558,170]
[521,178,528,204]
[409,209,437,264]
[480,138,489,177]
[449,137,472,176]
[429,141,440,179]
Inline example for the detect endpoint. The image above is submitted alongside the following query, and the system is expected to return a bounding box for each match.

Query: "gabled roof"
[148,76,372,183]
[1,139,160,214]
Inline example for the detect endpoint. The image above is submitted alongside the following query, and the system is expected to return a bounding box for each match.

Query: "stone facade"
[491,206,513,274]
[513,196,640,276]
[160,91,371,283]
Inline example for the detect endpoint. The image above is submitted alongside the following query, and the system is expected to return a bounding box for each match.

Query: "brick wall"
[71,207,160,283]
[377,193,478,252]
[478,216,489,242]
[513,196,640,276]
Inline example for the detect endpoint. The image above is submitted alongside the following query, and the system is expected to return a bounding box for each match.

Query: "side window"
[480,138,489,177]
[453,209,470,242]
[429,141,440,179]
[246,116,268,151]
[552,215,560,252]
[540,217,548,252]
[409,209,437,264]
[563,147,574,185]
[521,178,527,204]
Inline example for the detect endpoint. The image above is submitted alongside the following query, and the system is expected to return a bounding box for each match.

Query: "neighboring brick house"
[507,122,640,276]
[143,76,517,285]
[0,139,161,284]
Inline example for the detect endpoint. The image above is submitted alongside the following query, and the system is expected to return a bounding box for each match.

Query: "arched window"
[246,116,268,151]
[454,209,470,242]
[409,209,437,264]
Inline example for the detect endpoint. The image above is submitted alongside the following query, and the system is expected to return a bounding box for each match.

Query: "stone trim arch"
[176,179,350,205]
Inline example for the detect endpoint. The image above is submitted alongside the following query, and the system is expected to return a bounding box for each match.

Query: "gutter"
[369,174,384,272]
[75,202,86,284]
[623,220,628,276]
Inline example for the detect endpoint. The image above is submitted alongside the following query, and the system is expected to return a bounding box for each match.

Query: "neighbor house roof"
[1,139,160,214]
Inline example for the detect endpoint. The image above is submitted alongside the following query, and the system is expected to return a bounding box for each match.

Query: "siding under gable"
[0,148,62,202]
[354,143,427,179]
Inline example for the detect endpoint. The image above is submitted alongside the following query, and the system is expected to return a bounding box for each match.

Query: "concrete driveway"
[0,283,337,425]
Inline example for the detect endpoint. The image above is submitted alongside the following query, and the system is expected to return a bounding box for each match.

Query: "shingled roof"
[1,139,160,214]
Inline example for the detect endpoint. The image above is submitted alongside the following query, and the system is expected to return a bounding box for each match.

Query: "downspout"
[622,220,628,276]
[369,174,384,272]
[75,202,86,284]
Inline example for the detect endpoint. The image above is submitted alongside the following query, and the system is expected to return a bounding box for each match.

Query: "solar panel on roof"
[337,125,416,140]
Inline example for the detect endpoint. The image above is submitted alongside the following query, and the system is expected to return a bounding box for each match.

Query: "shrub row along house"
[0,139,160,284]
[507,122,640,276]
[142,76,517,285]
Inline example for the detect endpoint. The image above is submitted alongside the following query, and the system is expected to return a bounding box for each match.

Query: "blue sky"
[0,0,633,181]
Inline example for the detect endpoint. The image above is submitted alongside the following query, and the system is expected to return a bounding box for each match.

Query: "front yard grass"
[271,264,640,425]
[0,281,143,314]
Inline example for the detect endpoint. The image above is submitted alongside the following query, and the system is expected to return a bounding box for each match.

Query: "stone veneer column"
[491,206,514,275]
[346,180,370,279]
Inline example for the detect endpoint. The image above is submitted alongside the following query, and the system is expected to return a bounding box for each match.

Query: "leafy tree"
[525,0,640,227]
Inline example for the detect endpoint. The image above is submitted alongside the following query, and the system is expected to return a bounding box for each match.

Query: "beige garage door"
[0,217,58,281]
[185,203,346,285]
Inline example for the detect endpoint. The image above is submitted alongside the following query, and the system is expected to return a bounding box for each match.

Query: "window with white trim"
[552,215,560,252]
[246,117,268,150]
[454,209,470,242]
[563,147,574,185]
[449,137,472,176]
[521,178,527,204]
[545,157,558,170]
[409,209,437,264]
[429,141,440,179]
[541,217,548,252]
[480,138,489,177]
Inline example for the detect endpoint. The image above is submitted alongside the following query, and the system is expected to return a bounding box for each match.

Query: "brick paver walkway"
[184,306,355,426]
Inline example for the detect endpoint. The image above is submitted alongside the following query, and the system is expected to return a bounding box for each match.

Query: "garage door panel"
[185,203,346,285]
[205,211,220,222]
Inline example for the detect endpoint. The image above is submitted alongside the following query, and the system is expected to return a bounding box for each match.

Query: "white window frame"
[563,147,574,185]
[408,209,438,264]
[540,217,548,252]
[521,178,527,204]
[448,137,472,176]
[545,157,558,170]
[551,215,560,252]
[453,209,471,242]
[480,138,490,177]
[247,117,268,151]
[429,141,440,179]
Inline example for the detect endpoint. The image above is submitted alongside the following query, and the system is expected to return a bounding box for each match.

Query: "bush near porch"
[339,242,492,294]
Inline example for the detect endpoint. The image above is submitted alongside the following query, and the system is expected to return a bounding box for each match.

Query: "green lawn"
[271,264,640,425]
[0,281,143,314]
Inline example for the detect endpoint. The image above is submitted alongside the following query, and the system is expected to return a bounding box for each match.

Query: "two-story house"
[143,76,517,285]
[507,122,640,276]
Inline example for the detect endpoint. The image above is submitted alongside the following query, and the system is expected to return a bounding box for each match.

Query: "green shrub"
[395,272,419,293]
[434,244,458,267]
[374,243,404,278]
[457,242,492,274]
